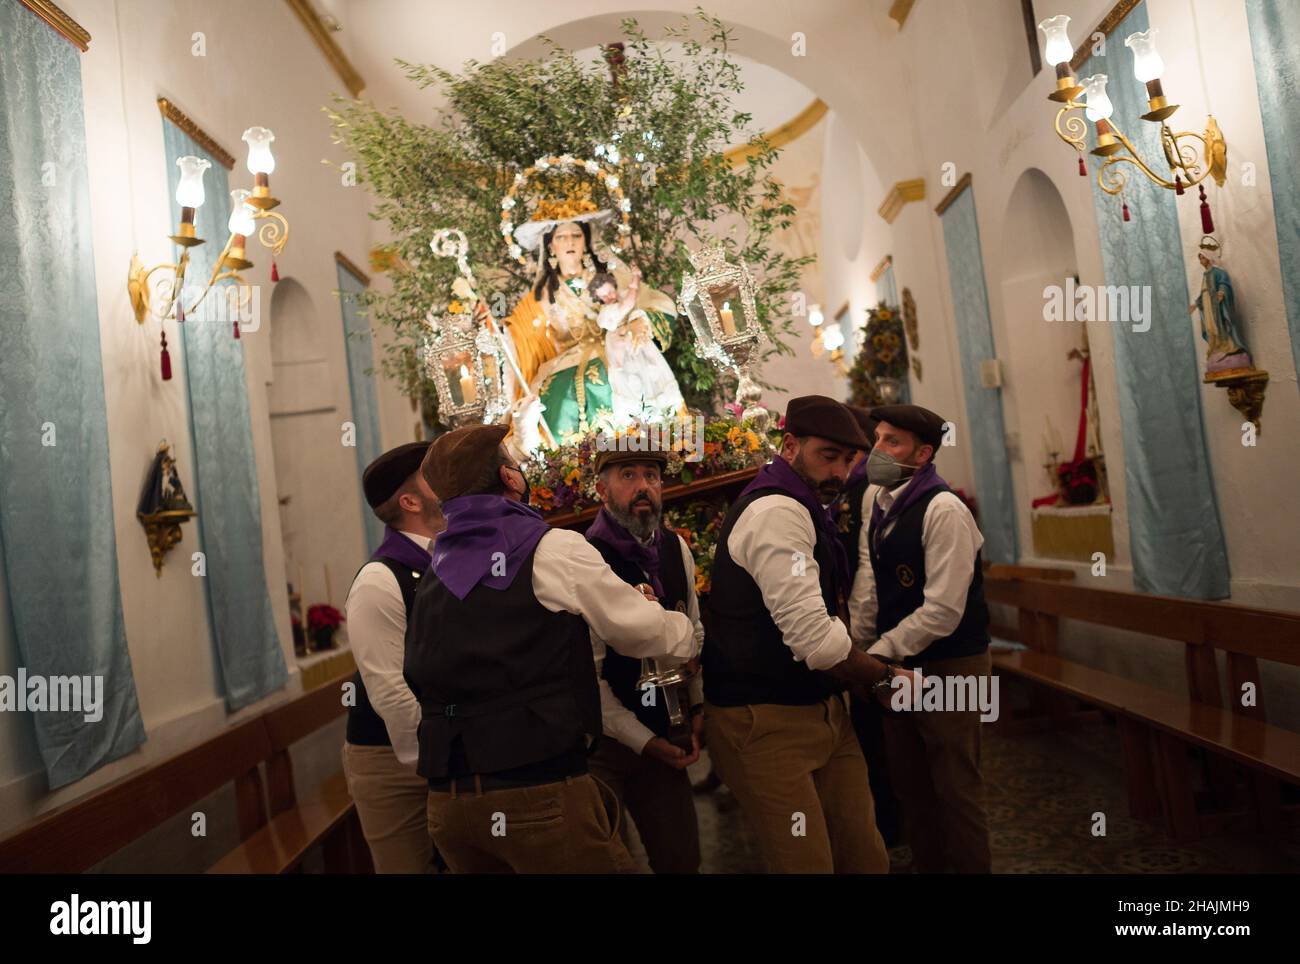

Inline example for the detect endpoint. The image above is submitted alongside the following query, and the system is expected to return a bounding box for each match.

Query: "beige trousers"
[589,738,701,874]
[705,694,890,874]
[425,773,639,874]
[341,742,435,874]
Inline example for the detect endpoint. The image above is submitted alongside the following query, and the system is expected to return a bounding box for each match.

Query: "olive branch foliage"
[326,10,811,424]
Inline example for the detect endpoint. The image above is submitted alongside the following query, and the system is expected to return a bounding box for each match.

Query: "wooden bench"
[984,565,1300,841]
[0,672,369,874]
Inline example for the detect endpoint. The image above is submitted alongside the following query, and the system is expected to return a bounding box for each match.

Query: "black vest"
[703,488,846,706]
[836,474,871,580]
[345,556,422,747]
[403,545,602,779]
[866,484,990,668]
[587,530,689,738]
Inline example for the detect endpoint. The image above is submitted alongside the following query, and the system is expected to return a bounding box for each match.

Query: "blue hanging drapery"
[0,1,145,787]
[337,260,384,553]
[938,185,1019,564]
[1080,2,1230,599]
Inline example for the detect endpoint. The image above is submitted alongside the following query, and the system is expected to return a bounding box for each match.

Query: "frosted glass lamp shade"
[1124,30,1165,83]
[808,305,824,328]
[242,127,276,175]
[822,323,845,351]
[1038,15,1074,67]
[227,189,256,235]
[175,155,211,208]
[1080,74,1114,122]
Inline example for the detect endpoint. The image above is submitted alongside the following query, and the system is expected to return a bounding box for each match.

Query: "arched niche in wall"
[999,167,1113,561]
[266,277,338,581]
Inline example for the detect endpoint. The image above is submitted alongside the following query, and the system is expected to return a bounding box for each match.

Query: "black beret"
[784,395,870,450]
[421,423,509,502]
[871,404,946,450]
[362,441,431,508]
[593,445,668,475]
[847,405,879,446]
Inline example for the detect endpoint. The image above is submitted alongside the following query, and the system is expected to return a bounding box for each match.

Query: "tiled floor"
[623,718,1300,874]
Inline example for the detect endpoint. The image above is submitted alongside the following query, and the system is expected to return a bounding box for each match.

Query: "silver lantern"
[419,308,508,427]
[678,242,769,432]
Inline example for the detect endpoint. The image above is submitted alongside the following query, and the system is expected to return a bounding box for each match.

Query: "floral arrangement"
[306,604,345,651]
[663,498,731,596]
[848,301,908,407]
[525,411,779,516]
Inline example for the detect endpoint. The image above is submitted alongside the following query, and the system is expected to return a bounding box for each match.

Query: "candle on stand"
[719,300,737,336]
[458,364,477,404]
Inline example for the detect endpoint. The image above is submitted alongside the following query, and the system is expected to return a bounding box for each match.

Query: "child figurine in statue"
[591,268,685,424]
[1190,235,1252,374]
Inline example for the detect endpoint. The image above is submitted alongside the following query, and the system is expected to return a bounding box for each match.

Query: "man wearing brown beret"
[703,394,912,873]
[405,424,699,873]
[585,444,704,873]
[847,403,993,873]
[342,441,444,873]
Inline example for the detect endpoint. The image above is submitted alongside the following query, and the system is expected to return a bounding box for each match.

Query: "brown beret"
[593,446,668,475]
[847,405,879,446]
[784,395,870,450]
[363,441,431,508]
[871,404,946,450]
[421,423,509,502]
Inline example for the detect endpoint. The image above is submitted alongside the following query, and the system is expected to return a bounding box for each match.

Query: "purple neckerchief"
[739,457,851,593]
[430,495,550,600]
[372,526,433,573]
[846,453,870,489]
[586,507,663,597]
[869,462,947,543]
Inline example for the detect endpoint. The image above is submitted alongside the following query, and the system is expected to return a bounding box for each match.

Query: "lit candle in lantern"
[719,300,737,336]
[458,364,477,404]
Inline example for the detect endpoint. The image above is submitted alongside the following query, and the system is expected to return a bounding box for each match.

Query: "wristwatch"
[870,662,896,696]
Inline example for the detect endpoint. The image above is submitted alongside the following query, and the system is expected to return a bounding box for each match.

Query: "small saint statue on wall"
[1190,235,1251,373]
[1190,235,1269,432]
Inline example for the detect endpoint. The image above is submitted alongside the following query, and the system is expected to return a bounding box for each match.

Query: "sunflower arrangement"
[848,301,909,406]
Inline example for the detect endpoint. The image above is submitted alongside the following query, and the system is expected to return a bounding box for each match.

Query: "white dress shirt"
[344,530,431,768]
[726,493,853,672]
[533,527,699,663]
[589,532,706,754]
[847,476,984,661]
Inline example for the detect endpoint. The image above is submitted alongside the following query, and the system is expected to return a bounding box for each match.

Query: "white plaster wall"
[0,0,405,833]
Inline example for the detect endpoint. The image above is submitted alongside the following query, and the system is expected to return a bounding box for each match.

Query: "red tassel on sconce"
[1199,185,1215,233]
[270,257,280,283]
[1122,201,1131,222]
[233,320,241,340]
[160,332,173,381]
[1174,174,1184,196]
[1078,156,1087,177]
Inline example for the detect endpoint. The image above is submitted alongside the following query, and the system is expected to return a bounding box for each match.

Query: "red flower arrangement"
[307,604,345,651]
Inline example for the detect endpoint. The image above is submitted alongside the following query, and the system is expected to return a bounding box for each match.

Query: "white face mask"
[865,448,921,487]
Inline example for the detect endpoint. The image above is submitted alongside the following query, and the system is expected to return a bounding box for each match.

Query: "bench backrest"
[0,674,350,873]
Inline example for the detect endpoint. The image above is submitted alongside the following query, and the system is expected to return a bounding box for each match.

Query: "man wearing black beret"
[703,394,913,873]
[342,441,445,873]
[847,403,993,873]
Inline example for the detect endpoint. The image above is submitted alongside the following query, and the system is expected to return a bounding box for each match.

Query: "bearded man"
[702,395,915,873]
[584,446,705,873]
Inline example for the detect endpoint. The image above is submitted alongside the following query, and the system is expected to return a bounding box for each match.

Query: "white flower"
[501,221,514,236]
[558,154,574,168]
[509,244,522,260]
[501,196,516,210]
[535,157,550,171]
[594,144,606,157]
[619,198,632,213]
[514,172,526,187]
[451,276,474,299]
[635,152,645,163]
[618,223,632,235]
[584,160,600,174]
[607,148,621,164]
[605,175,620,191]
